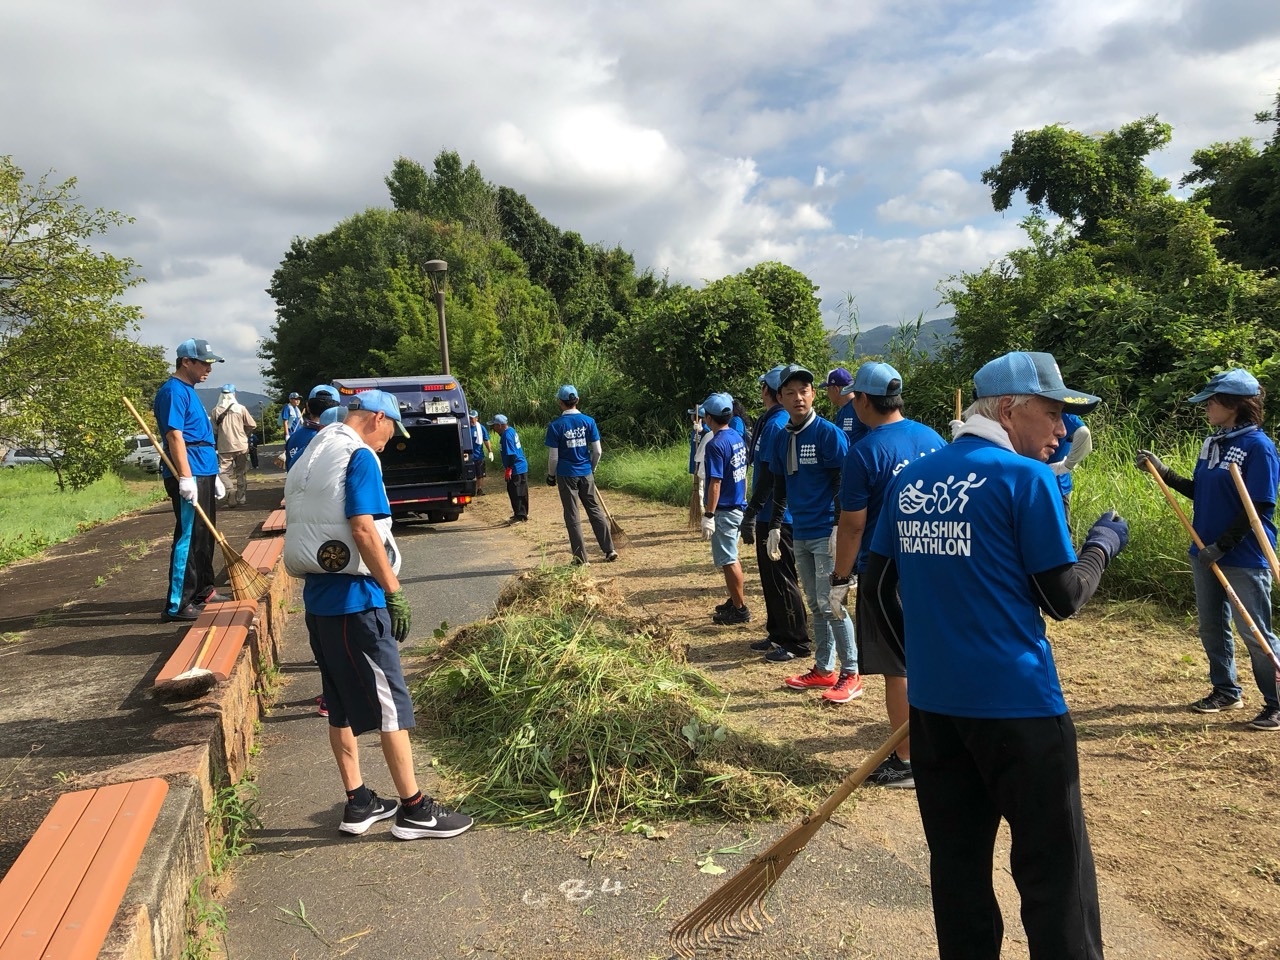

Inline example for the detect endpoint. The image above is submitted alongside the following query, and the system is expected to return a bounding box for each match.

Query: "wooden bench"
[154,600,258,688]
[239,536,285,576]
[259,508,286,535]
[0,778,168,959]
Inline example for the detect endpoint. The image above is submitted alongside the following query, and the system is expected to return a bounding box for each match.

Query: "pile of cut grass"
[412,567,838,828]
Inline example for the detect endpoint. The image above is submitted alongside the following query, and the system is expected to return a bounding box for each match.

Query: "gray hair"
[962,394,1035,421]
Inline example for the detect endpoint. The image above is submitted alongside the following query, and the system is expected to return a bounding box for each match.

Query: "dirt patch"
[464,483,1280,959]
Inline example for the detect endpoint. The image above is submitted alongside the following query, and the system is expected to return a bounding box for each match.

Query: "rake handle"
[188,625,217,673]
[954,387,962,422]
[812,721,910,820]
[1143,461,1280,674]
[122,395,229,548]
[1226,463,1280,678]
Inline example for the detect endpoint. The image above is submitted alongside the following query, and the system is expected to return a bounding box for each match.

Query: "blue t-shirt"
[750,406,791,525]
[766,415,849,539]
[545,411,600,477]
[840,419,946,573]
[154,377,218,478]
[500,427,529,475]
[1190,425,1279,569]
[870,436,1076,719]
[728,415,747,442]
[471,422,490,459]
[281,403,301,434]
[303,447,392,616]
[1047,413,1085,496]
[832,400,868,449]
[285,422,321,470]
[704,428,748,511]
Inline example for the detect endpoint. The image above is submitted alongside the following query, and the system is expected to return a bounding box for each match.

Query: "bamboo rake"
[1142,462,1280,676]
[1226,463,1280,679]
[670,722,909,957]
[123,396,271,603]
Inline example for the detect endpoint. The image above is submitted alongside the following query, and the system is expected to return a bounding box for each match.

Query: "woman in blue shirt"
[1137,368,1280,730]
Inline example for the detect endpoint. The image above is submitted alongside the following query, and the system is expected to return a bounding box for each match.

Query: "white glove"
[215,476,227,500]
[828,577,857,619]
[177,476,198,503]
[701,515,716,540]
[950,419,964,439]
[1049,461,1070,476]
[766,527,782,562]
[487,449,494,461]
[828,528,838,559]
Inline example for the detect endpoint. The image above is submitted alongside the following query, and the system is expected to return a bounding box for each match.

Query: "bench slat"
[0,792,93,946]
[239,537,284,575]
[41,778,167,959]
[155,601,256,686]
[259,509,286,534]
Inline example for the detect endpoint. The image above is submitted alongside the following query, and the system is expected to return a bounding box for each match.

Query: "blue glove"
[1197,542,1226,568]
[1083,510,1129,564]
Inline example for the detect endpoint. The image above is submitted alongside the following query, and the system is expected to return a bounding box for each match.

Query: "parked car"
[121,434,162,473]
[2,446,60,468]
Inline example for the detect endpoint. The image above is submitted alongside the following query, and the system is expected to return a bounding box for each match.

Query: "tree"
[981,117,1172,240]
[739,261,830,372]
[0,157,166,489]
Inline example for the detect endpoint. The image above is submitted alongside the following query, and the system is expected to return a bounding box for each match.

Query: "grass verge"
[0,465,165,568]
[411,567,838,829]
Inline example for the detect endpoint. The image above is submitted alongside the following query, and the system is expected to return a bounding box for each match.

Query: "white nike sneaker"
[390,797,474,840]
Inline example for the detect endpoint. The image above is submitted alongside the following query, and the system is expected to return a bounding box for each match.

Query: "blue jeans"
[1192,562,1280,707]
[793,536,856,674]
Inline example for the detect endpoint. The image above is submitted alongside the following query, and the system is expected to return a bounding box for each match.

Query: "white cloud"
[877,169,992,228]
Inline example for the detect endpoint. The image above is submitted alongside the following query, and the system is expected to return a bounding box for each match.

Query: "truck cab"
[332,375,476,523]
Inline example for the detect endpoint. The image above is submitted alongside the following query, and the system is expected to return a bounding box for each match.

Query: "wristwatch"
[829,572,851,586]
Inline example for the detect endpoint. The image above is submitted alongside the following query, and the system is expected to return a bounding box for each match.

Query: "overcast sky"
[3,0,1279,392]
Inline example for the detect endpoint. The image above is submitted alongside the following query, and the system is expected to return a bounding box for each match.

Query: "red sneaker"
[822,673,864,703]
[784,668,837,690]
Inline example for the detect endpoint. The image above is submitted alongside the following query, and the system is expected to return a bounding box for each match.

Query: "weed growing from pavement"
[0,631,21,645]
[412,567,839,829]
[180,877,227,960]
[207,778,261,875]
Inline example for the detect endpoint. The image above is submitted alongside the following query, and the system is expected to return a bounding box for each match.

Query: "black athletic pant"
[911,707,1104,960]
[755,520,808,648]
[506,471,529,520]
[162,474,218,614]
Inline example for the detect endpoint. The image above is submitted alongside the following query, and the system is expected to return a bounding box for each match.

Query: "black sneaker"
[712,604,751,625]
[764,646,797,662]
[339,792,398,835]
[200,590,232,604]
[749,638,776,652]
[162,603,202,622]
[391,797,474,840]
[715,599,736,615]
[1190,690,1244,713]
[1248,706,1280,731]
[868,751,915,788]
[604,552,620,562]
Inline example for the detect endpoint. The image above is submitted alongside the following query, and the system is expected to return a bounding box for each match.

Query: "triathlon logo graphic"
[898,473,987,515]
[896,473,987,557]
[317,540,352,572]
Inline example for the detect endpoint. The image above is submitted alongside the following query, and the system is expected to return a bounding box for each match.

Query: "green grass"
[594,443,692,508]
[412,568,836,829]
[0,465,165,568]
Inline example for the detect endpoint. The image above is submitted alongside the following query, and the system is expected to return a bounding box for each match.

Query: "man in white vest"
[284,389,473,841]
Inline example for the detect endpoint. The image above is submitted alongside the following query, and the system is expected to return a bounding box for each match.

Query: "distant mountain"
[830,316,955,362]
[195,387,274,416]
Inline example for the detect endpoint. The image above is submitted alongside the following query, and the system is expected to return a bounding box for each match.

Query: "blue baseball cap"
[176,338,225,363]
[287,392,301,399]
[845,361,903,397]
[488,413,509,426]
[557,385,579,402]
[309,384,339,401]
[973,352,1100,413]
[318,406,342,426]
[220,383,236,393]
[347,389,410,437]
[823,367,854,389]
[758,364,786,392]
[469,408,479,418]
[1187,368,1260,403]
[702,392,734,417]
[777,364,815,388]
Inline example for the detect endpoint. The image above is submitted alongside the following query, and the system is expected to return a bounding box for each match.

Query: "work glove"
[949,419,964,439]
[504,467,513,481]
[828,576,857,620]
[385,589,412,643]
[701,514,716,540]
[1083,510,1129,565]
[214,476,227,500]
[828,528,838,560]
[1134,449,1169,481]
[1197,542,1226,568]
[766,527,782,562]
[546,475,557,487]
[487,449,494,461]
[1049,461,1070,476]
[177,476,198,503]
[741,521,755,546]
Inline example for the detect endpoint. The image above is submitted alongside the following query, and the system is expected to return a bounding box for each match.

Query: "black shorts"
[855,588,906,677]
[306,609,416,736]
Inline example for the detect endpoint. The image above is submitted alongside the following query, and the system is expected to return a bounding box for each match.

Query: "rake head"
[223,549,272,603]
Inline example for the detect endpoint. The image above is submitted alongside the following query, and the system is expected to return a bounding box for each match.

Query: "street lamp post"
[423,259,450,374]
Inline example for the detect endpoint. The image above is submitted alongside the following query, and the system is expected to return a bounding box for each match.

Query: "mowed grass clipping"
[412,568,839,828]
